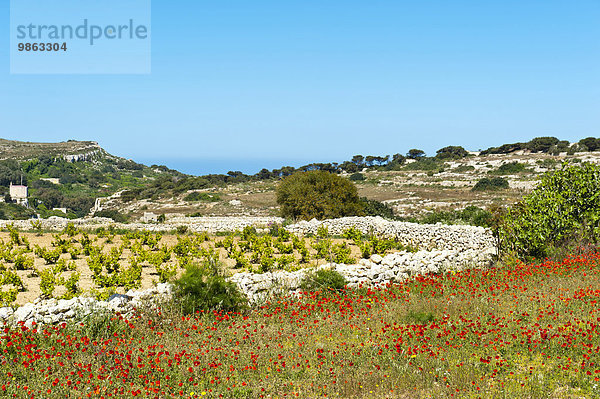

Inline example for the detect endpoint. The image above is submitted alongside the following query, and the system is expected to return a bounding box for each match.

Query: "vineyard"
[0,223,415,307]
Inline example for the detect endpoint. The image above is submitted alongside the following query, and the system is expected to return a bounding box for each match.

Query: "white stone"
[0,307,13,320]
[14,303,35,323]
[370,254,383,264]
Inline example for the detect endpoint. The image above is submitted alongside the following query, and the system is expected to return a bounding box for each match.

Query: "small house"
[9,183,28,207]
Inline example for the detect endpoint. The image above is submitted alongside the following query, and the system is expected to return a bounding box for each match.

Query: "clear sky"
[1,1,599,175]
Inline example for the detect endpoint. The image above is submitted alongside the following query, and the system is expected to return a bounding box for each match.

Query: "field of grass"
[1,251,599,398]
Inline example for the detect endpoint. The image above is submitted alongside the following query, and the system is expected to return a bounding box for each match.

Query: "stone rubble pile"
[286,216,494,251]
[0,283,172,329]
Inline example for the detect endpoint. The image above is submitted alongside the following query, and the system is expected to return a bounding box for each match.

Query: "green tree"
[500,162,600,258]
[579,137,600,152]
[407,149,425,159]
[526,137,559,153]
[351,155,365,166]
[340,161,358,173]
[436,146,469,159]
[276,171,363,220]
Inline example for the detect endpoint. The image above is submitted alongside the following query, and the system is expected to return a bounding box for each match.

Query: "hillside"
[3,136,600,223]
[0,139,102,161]
[102,148,600,222]
[0,139,181,219]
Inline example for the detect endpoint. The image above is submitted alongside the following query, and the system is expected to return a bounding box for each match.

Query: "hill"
[89,136,600,223]
[2,136,600,223]
[0,139,181,219]
[0,139,102,161]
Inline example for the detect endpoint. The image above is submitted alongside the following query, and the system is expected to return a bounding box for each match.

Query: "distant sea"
[135,158,315,177]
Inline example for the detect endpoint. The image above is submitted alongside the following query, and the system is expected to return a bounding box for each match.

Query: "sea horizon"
[134,157,323,177]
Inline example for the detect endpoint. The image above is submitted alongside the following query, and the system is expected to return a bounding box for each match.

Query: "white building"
[9,183,28,207]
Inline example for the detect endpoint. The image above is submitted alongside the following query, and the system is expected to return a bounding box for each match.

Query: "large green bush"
[173,262,247,314]
[416,206,493,227]
[491,162,527,175]
[435,146,469,159]
[94,209,129,223]
[359,197,396,219]
[500,162,600,258]
[349,172,365,181]
[276,171,363,220]
[183,192,220,202]
[472,177,509,191]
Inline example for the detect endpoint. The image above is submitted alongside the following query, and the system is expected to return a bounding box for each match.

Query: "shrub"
[34,245,62,264]
[0,203,36,220]
[403,158,443,171]
[173,263,247,314]
[500,162,600,259]
[452,165,475,173]
[472,177,509,191]
[405,310,436,325]
[276,171,363,220]
[490,162,526,175]
[332,242,355,264]
[268,222,282,237]
[359,197,396,219]
[183,192,220,202]
[417,206,493,227]
[349,173,365,181]
[14,254,34,270]
[300,269,347,292]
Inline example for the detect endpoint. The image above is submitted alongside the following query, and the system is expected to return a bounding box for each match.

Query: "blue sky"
[1,1,599,175]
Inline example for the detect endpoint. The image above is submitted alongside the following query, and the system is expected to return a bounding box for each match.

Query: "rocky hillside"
[99,148,600,222]
[0,139,180,219]
[0,139,103,161]
[3,136,600,223]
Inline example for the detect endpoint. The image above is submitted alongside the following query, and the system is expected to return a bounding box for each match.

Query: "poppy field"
[1,250,600,398]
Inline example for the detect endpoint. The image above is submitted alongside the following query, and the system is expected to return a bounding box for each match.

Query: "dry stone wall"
[0,283,173,329]
[286,216,494,251]
[0,216,284,233]
[229,247,495,304]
